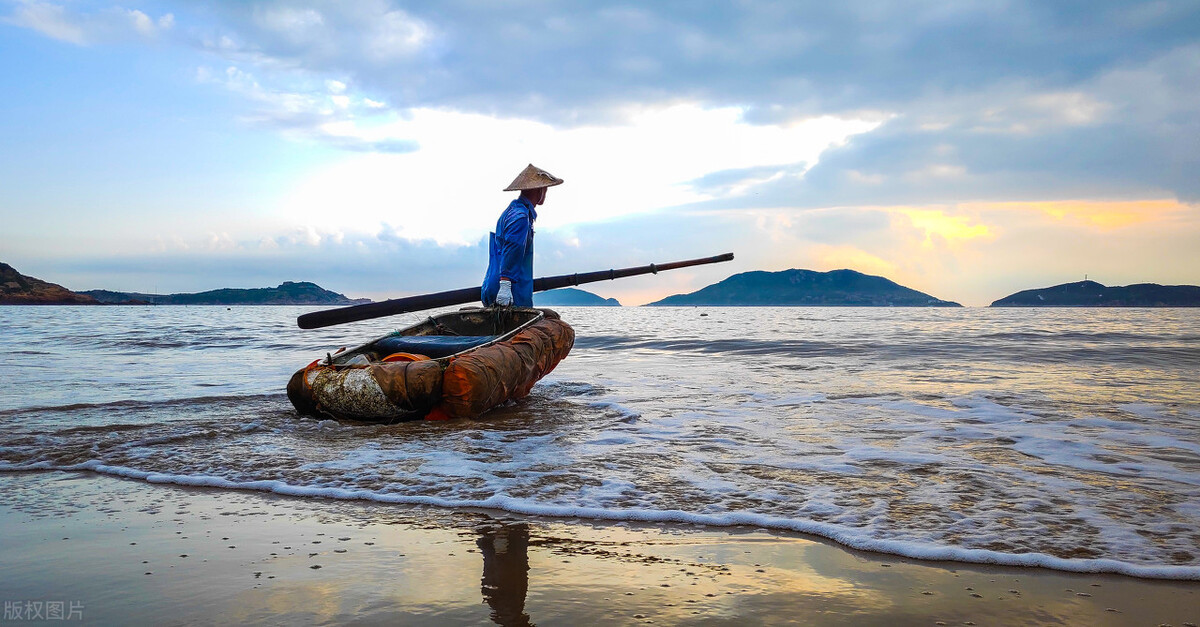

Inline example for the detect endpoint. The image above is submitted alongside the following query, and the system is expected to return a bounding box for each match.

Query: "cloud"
[684,42,1200,212]
[194,63,418,152]
[160,1,1200,213]
[890,208,993,246]
[362,5,429,62]
[15,190,1200,307]
[809,245,899,279]
[14,1,1194,207]
[195,1,431,70]
[169,2,1197,126]
[253,5,324,38]
[3,1,173,45]
[5,0,1198,306]
[38,226,483,297]
[241,104,874,249]
[960,199,1191,230]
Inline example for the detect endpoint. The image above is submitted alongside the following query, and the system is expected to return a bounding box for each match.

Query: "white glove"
[496,279,514,306]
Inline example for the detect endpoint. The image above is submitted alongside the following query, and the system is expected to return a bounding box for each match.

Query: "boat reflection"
[477,523,533,627]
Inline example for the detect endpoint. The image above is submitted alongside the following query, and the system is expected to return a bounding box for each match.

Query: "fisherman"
[481,164,564,308]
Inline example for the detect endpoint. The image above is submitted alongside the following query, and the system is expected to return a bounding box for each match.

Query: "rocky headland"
[1,262,369,306]
[1,262,99,304]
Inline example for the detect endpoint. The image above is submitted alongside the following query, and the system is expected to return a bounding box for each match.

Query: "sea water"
[1,305,1197,579]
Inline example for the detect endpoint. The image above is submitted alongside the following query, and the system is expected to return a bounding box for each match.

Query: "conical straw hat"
[503,164,564,191]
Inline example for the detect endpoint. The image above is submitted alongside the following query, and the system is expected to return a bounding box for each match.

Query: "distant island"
[991,280,1200,307]
[2,261,369,306]
[82,282,371,306]
[646,269,961,307]
[534,288,621,306]
[1,262,98,304]
[12,258,1199,308]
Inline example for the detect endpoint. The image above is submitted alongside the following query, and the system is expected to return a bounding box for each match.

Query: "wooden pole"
[297,253,734,329]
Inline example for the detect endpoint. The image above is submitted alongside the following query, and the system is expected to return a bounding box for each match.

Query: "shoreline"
[2,472,1197,625]
[16,458,1200,582]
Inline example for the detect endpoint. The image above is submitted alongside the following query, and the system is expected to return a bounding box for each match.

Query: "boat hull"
[287,308,574,422]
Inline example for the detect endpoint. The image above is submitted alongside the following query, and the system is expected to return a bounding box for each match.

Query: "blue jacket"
[481,197,536,307]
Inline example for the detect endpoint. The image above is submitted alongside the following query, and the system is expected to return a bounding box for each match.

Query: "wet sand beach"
[2,472,1197,626]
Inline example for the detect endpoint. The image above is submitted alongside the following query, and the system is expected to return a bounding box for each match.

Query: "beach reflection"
[477,523,533,627]
[6,468,1196,627]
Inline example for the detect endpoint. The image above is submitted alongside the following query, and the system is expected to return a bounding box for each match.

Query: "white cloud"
[200,64,318,118]
[254,6,324,33]
[905,164,967,181]
[195,63,411,152]
[276,104,880,243]
[206,232,237,251]
[192,1,431,73]
[3,1,173,45]
[845,170,885,185]
[125,9,153,36]
[5,2,86,44]
[111,1,1192,208]
[1023,91,1111,127]
[364,8,429,62]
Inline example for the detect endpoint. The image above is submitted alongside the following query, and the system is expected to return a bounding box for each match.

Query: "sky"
[1,1,1197,306]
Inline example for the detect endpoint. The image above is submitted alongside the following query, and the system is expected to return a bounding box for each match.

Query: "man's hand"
[497,279,514,306]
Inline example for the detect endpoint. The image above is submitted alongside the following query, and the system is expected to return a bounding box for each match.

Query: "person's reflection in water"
[478,523,533,627]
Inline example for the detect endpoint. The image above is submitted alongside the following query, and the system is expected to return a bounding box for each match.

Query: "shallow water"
[1,305,1198,579]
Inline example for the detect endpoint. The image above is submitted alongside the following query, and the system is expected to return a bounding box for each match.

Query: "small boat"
[287,307,574,422]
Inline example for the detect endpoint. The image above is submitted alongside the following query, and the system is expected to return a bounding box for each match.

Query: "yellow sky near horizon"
[701,197,1200,308]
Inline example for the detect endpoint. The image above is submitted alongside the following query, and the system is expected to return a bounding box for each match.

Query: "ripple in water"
[1,305,1198,579]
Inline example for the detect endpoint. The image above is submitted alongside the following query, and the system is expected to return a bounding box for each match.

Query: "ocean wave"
[576,334,1200,368]
[3,461,1197,581]
[3,306,1199,582]
[0,393,284,419]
